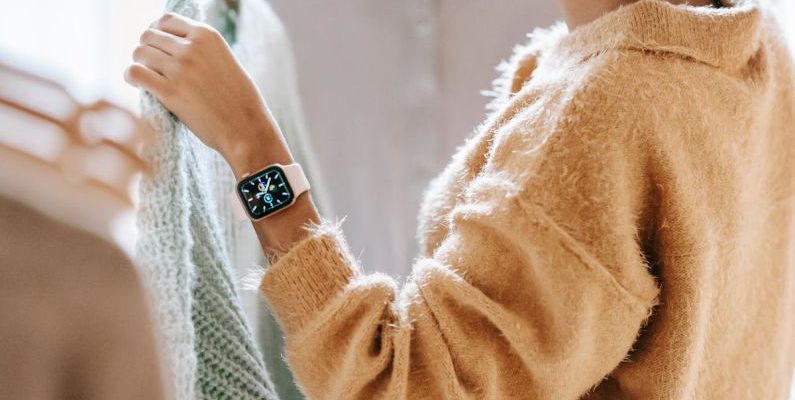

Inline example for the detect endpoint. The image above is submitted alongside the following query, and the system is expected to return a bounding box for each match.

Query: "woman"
[125,0,795,398]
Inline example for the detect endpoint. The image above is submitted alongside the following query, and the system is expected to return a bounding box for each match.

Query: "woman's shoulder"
[479,48,685,197]
[504,39,741,149]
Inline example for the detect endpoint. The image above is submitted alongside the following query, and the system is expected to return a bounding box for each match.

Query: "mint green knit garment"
[136,0,278,398]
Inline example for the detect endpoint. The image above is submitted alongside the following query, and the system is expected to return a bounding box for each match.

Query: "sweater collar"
[486,0,763,110]
[553,0,762,70]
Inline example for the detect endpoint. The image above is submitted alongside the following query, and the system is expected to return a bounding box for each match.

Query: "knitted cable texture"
[136,0,277,399]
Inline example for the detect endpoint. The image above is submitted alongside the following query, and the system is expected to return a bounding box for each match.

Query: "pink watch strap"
[282,163,310,197]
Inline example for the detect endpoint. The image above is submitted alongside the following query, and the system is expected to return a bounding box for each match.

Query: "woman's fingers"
[150,12,197,37]
[150,12,221,44]
[124,63,171,100]
[132,45,172,77]
[139,28,186,56]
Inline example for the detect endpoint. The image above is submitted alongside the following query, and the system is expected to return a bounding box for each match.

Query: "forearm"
[251,195,320,258]
[259,189,659,399]
[220,116,320,258]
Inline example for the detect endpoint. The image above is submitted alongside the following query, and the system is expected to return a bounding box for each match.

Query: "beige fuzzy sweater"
[260,1,795,398]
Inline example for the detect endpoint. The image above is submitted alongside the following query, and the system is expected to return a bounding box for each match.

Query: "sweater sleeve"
[260,122,660,399]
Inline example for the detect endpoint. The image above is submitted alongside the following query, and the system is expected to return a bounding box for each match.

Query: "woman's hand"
[126,12,320,254]
[125,12,278,171]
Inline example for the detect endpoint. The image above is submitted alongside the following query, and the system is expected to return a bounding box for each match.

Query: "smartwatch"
[236,163,310,220]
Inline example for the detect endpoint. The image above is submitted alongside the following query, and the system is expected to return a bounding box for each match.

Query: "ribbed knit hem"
[260,222,357,334]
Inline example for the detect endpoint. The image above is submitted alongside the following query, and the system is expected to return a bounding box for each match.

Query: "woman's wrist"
[220,117,321,257]
[220,114,291,179]
[253,193,320,258]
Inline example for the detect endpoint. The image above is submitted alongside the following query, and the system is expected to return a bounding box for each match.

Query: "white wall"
[270,0,562,276]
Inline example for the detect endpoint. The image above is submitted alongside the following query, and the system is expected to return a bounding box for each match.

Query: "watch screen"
[237,165,294,219]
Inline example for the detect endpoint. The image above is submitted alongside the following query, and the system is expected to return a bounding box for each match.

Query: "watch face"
[237,165,294,219]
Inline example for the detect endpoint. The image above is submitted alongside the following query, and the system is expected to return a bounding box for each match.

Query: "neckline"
[552,0,762,70]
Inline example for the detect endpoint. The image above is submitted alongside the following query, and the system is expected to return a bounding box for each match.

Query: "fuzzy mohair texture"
[259,1,795,399]
[136,0,277,399]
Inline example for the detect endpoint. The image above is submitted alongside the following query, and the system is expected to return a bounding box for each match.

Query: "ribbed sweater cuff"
[260,223,357,334]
